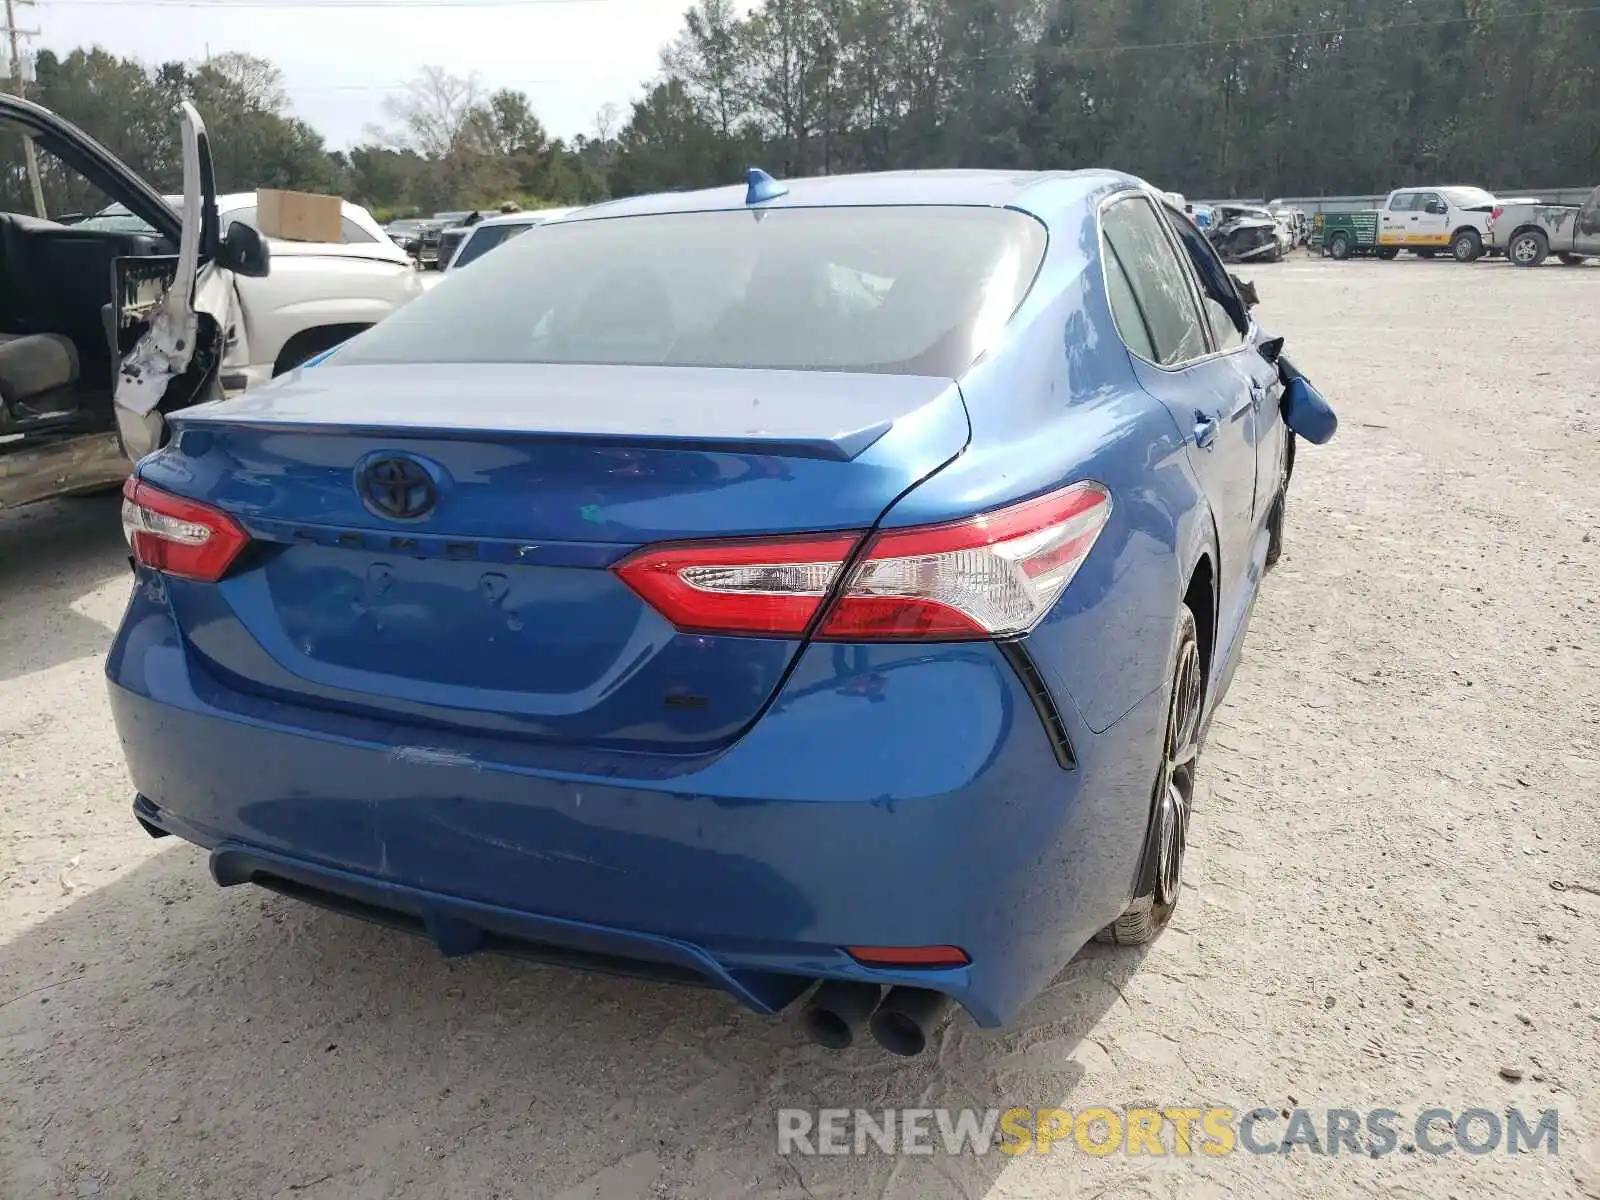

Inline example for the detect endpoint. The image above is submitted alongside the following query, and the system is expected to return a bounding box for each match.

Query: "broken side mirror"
[218,219,270,278]
[1283,377,1337,444]
[1274,351,1337,444]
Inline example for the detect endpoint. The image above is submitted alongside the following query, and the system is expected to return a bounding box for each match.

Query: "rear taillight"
[121,477,249,582]
[614,480,1110,642]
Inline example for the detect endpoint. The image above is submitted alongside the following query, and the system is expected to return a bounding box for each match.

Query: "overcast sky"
[33,0,706,147]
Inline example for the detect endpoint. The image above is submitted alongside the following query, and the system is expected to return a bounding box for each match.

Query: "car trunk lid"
[147,361,969,753]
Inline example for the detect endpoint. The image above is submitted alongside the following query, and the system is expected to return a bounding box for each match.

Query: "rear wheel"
[1450,229,1482,263]
[1376,246,1399,260]
[1095,605,1202,946]
[1558,253,1587,266]
[1327,232,1351,260]
[1509,229,1549,267]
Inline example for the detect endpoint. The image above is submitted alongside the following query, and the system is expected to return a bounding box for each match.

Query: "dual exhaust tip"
[801,981,954,1057]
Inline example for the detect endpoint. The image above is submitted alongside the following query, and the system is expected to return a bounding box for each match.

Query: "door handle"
[1194,414,1218,449]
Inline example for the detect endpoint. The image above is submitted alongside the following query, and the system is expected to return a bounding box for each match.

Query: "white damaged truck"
[0,94,270,510]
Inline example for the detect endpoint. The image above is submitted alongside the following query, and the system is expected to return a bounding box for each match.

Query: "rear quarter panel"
[882,185,1210,733]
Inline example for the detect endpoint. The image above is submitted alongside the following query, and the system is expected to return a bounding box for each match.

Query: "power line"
[41,0,630,7]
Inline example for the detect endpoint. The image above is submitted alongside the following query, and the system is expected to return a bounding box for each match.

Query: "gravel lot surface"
[2,255,1598,1200]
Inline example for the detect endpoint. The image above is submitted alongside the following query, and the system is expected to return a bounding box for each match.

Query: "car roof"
[469,207,580,229]
[564,168,1137,223]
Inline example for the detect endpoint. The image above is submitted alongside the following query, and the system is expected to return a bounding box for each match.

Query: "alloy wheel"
[1154,634,1202,905]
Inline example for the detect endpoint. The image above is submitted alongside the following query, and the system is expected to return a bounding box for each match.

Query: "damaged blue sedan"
[108,168,1333,1056]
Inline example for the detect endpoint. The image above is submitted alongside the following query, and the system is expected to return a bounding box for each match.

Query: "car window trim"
[1096,189,1244,374]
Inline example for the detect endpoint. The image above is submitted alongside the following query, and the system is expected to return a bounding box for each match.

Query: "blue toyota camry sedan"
[109,168,1330,1056]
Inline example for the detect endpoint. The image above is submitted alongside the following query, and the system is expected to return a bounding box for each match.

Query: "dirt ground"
[2,255,1598,1200]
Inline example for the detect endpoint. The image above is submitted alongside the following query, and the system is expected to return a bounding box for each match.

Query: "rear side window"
[1103,247,1156,361]
[337,206,1048,377]
[1100,196,1209,367]
[1389,193,1416,211]
[452,222,533,269]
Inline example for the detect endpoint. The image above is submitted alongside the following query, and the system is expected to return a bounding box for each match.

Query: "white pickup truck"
[79,192,425,390]
[1375,185,1539,262]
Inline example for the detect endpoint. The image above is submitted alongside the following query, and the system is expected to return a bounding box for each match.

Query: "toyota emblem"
[359,456,438,520]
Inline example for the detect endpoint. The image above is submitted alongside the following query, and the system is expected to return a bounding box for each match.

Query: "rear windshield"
[337,206,1047,376]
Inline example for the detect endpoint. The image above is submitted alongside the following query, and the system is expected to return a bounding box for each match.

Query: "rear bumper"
[107,575,1168,1027]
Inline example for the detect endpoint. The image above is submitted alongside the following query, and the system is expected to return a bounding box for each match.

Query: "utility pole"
[3,0,46,218]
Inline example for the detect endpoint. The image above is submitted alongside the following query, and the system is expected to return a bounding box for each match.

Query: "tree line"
[3,0,1596,221]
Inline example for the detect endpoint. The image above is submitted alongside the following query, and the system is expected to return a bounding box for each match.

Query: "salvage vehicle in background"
[1268,204,1310,248]
[110,167,1334,1057]
[82,193,424,388]
[1207,203,1284,262]
[383,218,427,261]
[1488,184,1600,266]
[417,211,472,267]
[0,93,268,511]
[440,207,579,271]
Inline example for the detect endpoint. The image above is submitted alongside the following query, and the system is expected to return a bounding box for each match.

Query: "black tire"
[1095,605,1202,947]
[1376,246,1400,260]
[1327,232,1351,260]
[1509,229,1549,268]
[1450,228,1483,263]
[1265,432,1295,572]
[1558,253,1587,266]
[1265,490,1286,572]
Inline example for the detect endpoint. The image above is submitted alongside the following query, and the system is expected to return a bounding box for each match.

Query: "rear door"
[1100,193,1258,620]
[1161,205,1284,527]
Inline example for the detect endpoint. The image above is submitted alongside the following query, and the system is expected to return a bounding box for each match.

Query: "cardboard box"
[254,188,343,244]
